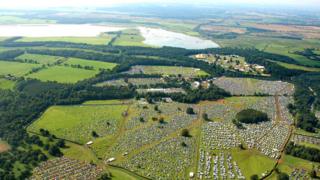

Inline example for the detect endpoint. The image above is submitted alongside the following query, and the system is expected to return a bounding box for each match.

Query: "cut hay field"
[27,104,128,144]
[0,60,41,77]
[63,57,117,71]
[26,66,98,83]
[17,36,112,45]
[113,29,146,47]
[128,65,209,77]
[16,53,64,65]
[0,78,15,90]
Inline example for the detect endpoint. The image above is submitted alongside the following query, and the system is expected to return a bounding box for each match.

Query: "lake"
[0,24,219,49]
[0,24,124,37]
[139,27,219,49]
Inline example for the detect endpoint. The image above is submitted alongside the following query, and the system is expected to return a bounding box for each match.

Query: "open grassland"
[113,29,146,47]
[0,60,41,77]
[270,60,320,72]
[127,65,209,77]
[276,155,319,176]
[28,104,128,144]
[26,66,98,83]
[217,35,320,67]
[16,53,63,65]
[231,149,276,179]
[62,142,98,163]
[0,78,15,90]
[64,57,117,71]
[0,141,10,153]
[108,167,142,180]
[18,36,112,45]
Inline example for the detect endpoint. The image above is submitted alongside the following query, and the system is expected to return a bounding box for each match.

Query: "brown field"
[246,23,320,39]
[0,141,10,153]
[200,25,247,34]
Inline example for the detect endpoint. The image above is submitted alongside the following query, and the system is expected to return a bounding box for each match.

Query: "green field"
[270,60,320,72]
[28,104,128,144]
[113,29,147,47]
[0,60,41,77]
[26,66,98,83]
[16,53,64,65]
[18,36,112,45]
[0,78,15,90]
[217,35,320,67]
[231,149,276,178]
[277,155,319,175]
[64,58,117,71]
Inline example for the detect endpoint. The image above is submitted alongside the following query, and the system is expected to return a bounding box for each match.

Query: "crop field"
[28,104,128,144]
[126,65,209,77]
[16,53,64,65]
[0,78,15,90]
[17,36,112,45]
[0,60,41,77]
[26,66,98,83]
[63,57,117,71]
[113,29,146,46]
[212,77,295,96]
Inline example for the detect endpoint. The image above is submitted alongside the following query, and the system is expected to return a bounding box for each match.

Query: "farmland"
[63,57,117,71]
[17,36,112,45]
[0,78,15,89]
[16,53,64,65]
[0,60,41,77]
[26,66,99,83]
[1,7,320,180]
[112,29,147,47]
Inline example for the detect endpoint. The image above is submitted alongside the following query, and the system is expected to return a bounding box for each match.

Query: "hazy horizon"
[0,0,319,10]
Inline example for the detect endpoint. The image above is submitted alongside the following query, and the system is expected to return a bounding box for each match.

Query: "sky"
[0,0,318,9]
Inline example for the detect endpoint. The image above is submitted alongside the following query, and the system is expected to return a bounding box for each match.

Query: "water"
[0,24,219,49]
[139,27,219,49]
[0,24,124,37]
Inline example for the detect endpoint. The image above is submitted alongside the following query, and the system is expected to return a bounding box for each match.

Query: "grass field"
[277,155,319,175]
[26,66,98,83]
[0,60,41,77]
[62,142,99,163]
[231,149,276,178]
[217,35,320,67]
[64,57,117,71]
[16,53,63,65]
[18,36,112,45]
[28,104,128,144]
[270,60,320,72]
[113,29,146,47]
[0,78,15,90]
[83,99,127,105]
